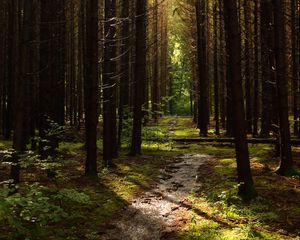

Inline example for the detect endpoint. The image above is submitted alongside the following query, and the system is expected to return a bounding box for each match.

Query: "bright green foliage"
[167,4,194,116]
[168,32,193,116]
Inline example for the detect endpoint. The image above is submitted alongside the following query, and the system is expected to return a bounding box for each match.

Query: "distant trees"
[167,0,299,197]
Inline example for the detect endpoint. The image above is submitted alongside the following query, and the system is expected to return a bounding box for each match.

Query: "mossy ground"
[0,116,300,239]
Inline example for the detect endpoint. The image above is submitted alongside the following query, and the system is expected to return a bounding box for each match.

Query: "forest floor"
[1,117,300,239]
[98,117,300,240]
[99,153,213,240]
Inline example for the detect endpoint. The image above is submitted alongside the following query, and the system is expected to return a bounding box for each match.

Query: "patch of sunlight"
[173,128,198,138]
[219,158,235,166]
[142,141,173,152]
[182,214,286,240]
[221,227,266,240]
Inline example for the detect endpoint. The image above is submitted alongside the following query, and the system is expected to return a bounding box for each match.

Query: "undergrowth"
[0,117,299,239]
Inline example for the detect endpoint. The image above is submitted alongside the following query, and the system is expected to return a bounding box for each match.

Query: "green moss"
[0,140,12,149]
[59,142,84,153]
[179,216,284,240]
[219,158,236,166]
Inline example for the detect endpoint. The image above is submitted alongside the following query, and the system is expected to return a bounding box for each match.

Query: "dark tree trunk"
[223,0,256,200]
[39,0,65,160]
[260,0,275,137]
[196,0,209,137]
[130,0,147,155]
[77,0,86,128]
[0,1,5,136]
[291,0,299,136]
[243,0,253,134]
[118,0,130,148]
[273,0,294,176]
[84,0,99,176]
[5,0,18,140]
[11,0,32,183]
[219,0,226,130]
[213,0,220,135]
[103,0,117,167]
[252,0,260,137]
[152,0,159,123]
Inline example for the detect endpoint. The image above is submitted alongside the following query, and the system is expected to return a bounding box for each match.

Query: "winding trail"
[100,154,213,240]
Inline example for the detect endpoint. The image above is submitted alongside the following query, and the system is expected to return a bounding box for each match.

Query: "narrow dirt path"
[100,154,213,240]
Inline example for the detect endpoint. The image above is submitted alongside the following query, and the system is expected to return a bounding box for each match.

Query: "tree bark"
[84,0,99,176]
[273,0,294,176]
[103,0,117,167]
[260,0,275,137]
[223,0,256,199]
[196,0,209,137]
[130,0,147,155]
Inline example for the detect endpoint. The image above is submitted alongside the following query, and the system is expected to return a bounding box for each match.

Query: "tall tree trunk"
[213,0,220,135]
[291,0,299,136]
[196,0,209,136]
[103,0,117,167]
[11,0,32,183]
[152,0,159,122]
[260,0,274,137]
[243,0,253,134]
[77,0,85,128]
[5,0,17,140]
[252,0,260,137]
[273,0,294,176]
[84,0,99,176]
[219,0,226,130]
[118,0,130,147]
[130,0,147,155]
[223,0,256,199]
[39,0,65,160]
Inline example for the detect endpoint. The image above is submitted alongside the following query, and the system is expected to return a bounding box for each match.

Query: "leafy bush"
[0,183,91,239]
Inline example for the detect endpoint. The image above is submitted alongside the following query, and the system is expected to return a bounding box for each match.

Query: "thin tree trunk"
[253,0,260,137]
[213,0,220,135]
[291,0,299,136]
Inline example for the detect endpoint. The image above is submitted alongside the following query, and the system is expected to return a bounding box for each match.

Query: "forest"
[0,0,300,239]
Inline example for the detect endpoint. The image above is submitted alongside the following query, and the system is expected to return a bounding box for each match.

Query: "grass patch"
[1,117,300,239]
[0,140,12,149]
[182,145,300,240]
[59,142,84,154]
